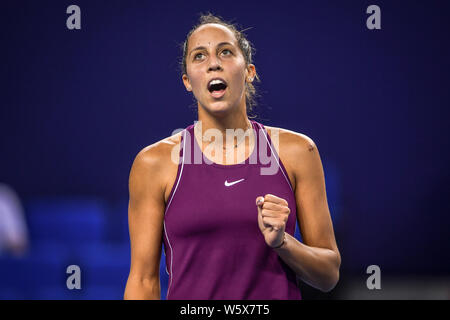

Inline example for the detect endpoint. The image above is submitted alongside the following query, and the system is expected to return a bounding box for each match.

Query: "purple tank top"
[162,120,302,300]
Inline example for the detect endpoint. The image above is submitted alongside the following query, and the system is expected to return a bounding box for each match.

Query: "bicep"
[127,150,166,281]
[294,138,339,252]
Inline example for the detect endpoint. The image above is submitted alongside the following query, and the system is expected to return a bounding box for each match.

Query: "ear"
[245,64,256,82]
[182,74,192,91]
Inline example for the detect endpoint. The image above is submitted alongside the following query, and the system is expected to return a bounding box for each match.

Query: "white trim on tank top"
[256,122,294,192]
[163,128,187,298]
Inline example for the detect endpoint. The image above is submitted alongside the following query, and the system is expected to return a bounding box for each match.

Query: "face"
[182,23,256,115]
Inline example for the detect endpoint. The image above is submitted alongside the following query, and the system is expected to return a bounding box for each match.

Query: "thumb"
[256,196,264,207]
[256,196,265,232]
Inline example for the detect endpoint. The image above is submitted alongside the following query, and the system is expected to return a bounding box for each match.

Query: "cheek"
[230,62,247,83]
[230,69,246,90]
[187,70,202,90]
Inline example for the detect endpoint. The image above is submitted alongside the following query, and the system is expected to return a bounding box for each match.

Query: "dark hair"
[180,13,260,117]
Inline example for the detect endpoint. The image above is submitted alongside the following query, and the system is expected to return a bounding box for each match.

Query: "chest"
[164,163,297,240]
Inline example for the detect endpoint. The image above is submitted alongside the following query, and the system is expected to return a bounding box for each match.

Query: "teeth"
[209,79,225,87]
[210,79,224,85]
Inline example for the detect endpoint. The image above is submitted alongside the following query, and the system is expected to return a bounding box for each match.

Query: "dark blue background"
[1,0,449,298]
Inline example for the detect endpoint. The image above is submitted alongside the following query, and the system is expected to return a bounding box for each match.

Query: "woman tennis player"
[124,13,341,300]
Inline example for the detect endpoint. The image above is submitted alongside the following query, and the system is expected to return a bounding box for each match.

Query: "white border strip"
[164,128,187,216]
[257,123,294,192]
[163,128,187,299]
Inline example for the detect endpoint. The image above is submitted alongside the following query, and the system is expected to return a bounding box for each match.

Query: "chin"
[202,101,234,116]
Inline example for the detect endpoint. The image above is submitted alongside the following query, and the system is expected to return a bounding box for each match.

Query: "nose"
[208,55,223,72]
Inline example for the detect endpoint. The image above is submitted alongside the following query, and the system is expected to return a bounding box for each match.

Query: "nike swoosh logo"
[224,178,245,187]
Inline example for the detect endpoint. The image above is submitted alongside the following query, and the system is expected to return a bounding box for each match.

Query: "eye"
[221,49,232,56]
[194,52,205,60]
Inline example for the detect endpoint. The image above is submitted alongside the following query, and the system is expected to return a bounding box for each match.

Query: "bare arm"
[273,134,341,292]
[123,146,167,300]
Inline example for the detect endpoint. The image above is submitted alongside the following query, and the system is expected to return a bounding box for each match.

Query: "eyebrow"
[189,42,234,57]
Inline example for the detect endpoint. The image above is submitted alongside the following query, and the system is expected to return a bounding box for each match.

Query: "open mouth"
[208,78,228,98]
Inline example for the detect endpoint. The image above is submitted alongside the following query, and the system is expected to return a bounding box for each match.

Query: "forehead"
[188,23,237,49]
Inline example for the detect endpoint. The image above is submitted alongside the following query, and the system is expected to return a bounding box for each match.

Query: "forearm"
[274,232,340,292]
[124,275,161,300]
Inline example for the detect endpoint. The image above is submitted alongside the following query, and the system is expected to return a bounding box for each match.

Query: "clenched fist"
[256,194,291,248]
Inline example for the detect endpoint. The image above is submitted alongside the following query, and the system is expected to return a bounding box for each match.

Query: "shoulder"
[129,130,184,189]
[263,125,317,157]
[263,125,319,183]
[132,130,184,168]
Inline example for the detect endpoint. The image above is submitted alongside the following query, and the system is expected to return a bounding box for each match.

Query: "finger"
[262,216,284,231]
[261,208,282,218]
[264,194,289,207]
[261,202,287,212]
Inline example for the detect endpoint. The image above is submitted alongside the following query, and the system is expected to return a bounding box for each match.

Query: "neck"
[194,108,253,150]
[197,111,249,134]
